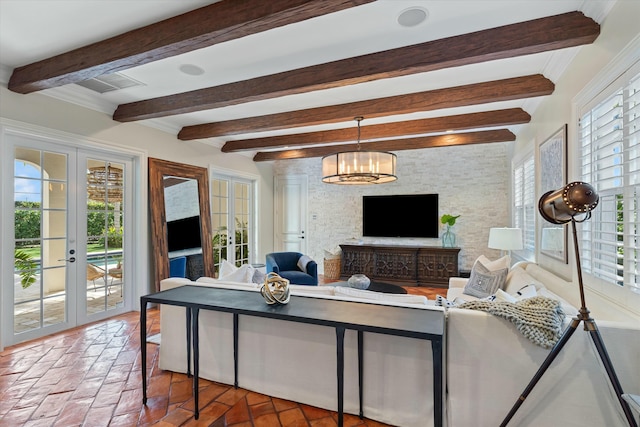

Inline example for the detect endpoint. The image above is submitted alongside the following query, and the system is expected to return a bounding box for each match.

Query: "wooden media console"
[340,244,460,287]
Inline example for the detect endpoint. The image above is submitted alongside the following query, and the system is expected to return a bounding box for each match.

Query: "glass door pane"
[86,160,125,314]
[211,175,254,274]
[211,178,229,276]
[233,182,250,266]
[14,148,69,334]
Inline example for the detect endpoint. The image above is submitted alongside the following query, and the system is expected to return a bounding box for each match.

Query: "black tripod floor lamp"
[500,182,638,427]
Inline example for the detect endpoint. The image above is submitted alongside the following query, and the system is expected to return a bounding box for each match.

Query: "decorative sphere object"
[260,272,291,305]
[348,274,371,290]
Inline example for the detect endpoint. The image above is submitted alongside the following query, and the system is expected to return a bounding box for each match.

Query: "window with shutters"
[579,70,639,292]
[513,153,535,261]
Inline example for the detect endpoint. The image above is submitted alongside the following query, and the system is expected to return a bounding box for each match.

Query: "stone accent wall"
[273,143,510,272]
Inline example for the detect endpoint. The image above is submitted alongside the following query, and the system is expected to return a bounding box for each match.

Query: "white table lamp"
[488,227,523,257]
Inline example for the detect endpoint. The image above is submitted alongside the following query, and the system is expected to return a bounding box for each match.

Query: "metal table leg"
[192,307,200,420]
[432,337,443,427]
[336,327,345,427]
[358,330,364,419]
[234,313,239,388]
[140,299,148,404]
[186,307,192,377]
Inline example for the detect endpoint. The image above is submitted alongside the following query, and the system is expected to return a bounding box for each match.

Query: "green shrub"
[99,226,123,248]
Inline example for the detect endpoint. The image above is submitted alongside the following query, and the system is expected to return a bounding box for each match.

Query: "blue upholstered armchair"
[266,252,318,286]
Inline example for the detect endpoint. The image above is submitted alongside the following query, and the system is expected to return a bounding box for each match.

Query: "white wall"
[274,143,512,272]
[0,85,275,300]
[511,0,640,316]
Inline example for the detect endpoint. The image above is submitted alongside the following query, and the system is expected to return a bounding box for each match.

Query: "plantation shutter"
[579,72,640,289]
[513,154,535,261]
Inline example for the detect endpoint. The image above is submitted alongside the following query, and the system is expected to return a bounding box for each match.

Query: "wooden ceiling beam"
[115,11,597,122]
[222,108,529,152]
[181,74,551,140]
[8,0,373,94]
[253,129,516,161]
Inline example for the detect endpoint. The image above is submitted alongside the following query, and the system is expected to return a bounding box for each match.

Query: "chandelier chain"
[355,116,363,151]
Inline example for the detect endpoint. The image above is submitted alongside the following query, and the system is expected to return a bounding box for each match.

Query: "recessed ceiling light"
[179,64,205,76]
[397,7,428,28]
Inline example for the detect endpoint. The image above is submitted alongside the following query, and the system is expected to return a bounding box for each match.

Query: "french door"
[4,133,133,346]
[210,174,255,275]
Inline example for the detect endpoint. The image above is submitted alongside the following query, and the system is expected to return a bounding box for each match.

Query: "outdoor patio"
[13,273,124,334]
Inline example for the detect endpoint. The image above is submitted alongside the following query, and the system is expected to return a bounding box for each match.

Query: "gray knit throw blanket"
[458,296,565,349]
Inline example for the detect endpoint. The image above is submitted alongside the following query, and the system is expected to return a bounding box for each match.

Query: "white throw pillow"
[494,288,517,303]
[219,259,237,277]
[463,259,508,298]
[297,255,313,273]
[476,254,511,271]
[505,267,546,294]
[512,283,537,300]
[218,260,255,283]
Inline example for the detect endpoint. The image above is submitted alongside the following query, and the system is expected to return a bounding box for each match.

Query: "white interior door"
[274,175,308,253]
[3,134,132,346]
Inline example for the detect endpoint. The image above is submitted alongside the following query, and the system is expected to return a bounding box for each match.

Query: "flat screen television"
[363,194,439,238]
[167,215,202,252]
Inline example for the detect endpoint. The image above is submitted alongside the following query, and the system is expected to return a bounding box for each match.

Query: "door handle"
[299,236,305,239]
[58,257,76,263]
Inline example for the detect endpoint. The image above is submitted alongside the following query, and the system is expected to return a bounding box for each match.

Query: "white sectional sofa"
[157,262,640,427]
[159,277,444,427]
[446,262,640,427]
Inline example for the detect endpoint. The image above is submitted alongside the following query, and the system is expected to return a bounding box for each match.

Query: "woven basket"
[324,257,341,280]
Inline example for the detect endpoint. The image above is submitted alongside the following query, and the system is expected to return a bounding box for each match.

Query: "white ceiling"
[0,0,616,156]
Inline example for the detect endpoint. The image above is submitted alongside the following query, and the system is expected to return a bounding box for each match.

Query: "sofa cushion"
[289,284,336,296]
[196,276,219,285]
[296,255,313,273]
[196,276,260,289]
[334,287,429,305]
[463,260,508,298]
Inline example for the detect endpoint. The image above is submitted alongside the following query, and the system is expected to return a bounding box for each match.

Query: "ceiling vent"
[76,72,144,93]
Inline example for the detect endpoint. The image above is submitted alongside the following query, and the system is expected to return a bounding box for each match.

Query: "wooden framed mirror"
[149,158,214,291]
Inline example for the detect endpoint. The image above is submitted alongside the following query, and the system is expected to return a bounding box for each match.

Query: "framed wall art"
[539,124,568,263]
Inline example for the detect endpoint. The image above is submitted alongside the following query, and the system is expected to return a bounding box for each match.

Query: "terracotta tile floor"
[0,282,444,426]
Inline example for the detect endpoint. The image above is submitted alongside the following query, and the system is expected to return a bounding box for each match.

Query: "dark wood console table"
[140,285,444,426]
[340,244,460,287]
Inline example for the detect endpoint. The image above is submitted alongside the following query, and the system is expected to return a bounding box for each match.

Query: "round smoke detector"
[397,7,428,27]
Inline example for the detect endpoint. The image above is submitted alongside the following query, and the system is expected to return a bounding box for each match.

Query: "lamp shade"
[488,227,523,251]
[321,150,397,184]
[87,164,123,202]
